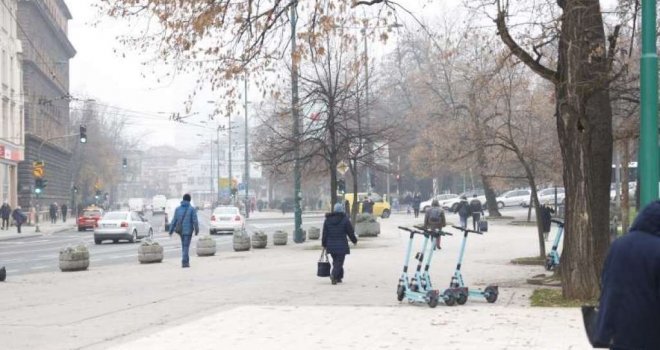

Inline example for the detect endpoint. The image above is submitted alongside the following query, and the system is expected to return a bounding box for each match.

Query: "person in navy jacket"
[593,200,660,349]
[322,203,358,285]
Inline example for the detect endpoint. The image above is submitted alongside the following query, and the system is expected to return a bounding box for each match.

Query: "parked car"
[209,206,244,235]
[522,188,565,207]
[495,189,531,209]
[444,190,487,213]
[77,206,104,231]
[94,211,153,244]
[420,194,459,213]
[610,182,637,200]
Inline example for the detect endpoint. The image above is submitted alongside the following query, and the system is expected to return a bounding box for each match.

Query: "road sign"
[337,161,349,175]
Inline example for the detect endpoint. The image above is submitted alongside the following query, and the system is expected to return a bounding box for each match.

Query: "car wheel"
[209,229,215,235]
[381,209,391,219]
[78,226,84,232]
[113,239,118,244]
[497,202,504,209]
[94,238,102,245]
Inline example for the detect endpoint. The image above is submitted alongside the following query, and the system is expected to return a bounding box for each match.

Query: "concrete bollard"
[308,227,321,240]
[196,236,217,256]
[251,231,268,249]
[138,241,164,263]
[59,244,90,271]
[233,229,251,251]
[273,230,288,245]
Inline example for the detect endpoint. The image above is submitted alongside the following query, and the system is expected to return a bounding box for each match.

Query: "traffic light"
[73,186,78,193]
[337,179,346,193]
[32,161,44,178]
[34,178,47,194]
[79,125,87,143]
[122,158,127,168]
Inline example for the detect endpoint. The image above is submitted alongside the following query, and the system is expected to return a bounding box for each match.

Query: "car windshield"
[83,210,102,217]
[103,212,127,220]
[214,207,238,215]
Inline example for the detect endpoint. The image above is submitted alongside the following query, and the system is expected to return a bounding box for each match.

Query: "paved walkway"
[0,213,590,349]
[0,219,74,241]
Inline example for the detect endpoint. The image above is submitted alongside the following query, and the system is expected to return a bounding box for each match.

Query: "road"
[0,210,324,276]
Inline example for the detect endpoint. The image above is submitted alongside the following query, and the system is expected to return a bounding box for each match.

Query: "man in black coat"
[593,200,660,349]
[322,203,358,285]
[0,201,11,230]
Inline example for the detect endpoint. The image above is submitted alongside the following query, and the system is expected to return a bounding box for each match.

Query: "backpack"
[428,207,445,227]
[458,202,470,216]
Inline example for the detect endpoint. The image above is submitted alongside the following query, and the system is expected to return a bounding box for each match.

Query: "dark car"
[281,198,296,214]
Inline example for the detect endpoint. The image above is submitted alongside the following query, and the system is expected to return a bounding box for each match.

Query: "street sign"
[337,161,349,175]
[238,182,245,191]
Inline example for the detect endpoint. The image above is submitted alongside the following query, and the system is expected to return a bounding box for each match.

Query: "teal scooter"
[445,225,498,305]
[397,226,456,307]
[545,219,564,271]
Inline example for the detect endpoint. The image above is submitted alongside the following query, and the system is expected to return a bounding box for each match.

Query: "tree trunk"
[621,139,630,232]
[350,158,359,224]
[530,186,546,258]
[556,0,613,299]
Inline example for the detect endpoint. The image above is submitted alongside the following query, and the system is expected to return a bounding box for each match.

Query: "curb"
[0,233,42,241]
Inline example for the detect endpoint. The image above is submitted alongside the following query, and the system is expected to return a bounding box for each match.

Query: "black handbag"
[581,305,608,348]
[317,249,331,277]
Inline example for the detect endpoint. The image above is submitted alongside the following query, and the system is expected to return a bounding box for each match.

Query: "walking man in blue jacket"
[593,200,660,349]
[168,194,199,268]
[322,203,358,285]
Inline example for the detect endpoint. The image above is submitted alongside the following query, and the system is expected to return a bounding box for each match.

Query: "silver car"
[94,211,153,244]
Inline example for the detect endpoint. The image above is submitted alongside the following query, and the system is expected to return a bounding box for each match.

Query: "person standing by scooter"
[322,203,358,285]
[455,196,471,229]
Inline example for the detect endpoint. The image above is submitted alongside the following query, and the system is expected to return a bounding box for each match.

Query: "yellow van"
[343,192,391,218]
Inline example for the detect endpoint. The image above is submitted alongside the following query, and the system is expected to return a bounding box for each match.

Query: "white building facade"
[0,0,23,206]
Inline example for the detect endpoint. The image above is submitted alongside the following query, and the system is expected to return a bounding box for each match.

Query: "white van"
[152,195,167,214]
[128,198,145,214]
[164,199,180,231]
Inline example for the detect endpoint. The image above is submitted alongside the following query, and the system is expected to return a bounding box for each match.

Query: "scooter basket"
[317,249,331,277]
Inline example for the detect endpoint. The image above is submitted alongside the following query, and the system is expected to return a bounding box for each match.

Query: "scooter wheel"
[484,286,498,303]
[456,291,468,305]
[443,290,456,306]
[428,296,439,308]
[396,285,405,302]
[544,256,553,271]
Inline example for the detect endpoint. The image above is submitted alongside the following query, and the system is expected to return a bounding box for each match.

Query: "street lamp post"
[640,0,658,207]
[244,75,250,218]
[291,1,303,243]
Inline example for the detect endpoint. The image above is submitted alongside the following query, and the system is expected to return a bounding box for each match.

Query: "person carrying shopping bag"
[322,203,358,285]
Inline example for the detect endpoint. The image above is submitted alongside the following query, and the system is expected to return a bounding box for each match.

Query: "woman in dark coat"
[593,200,660,349]
[322,203,358,285]
[11,206,26,234]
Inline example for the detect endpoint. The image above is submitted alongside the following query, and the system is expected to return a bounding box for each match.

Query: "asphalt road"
[0,210,325,276]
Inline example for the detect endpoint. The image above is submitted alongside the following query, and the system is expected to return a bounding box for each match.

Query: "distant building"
[0,0,24,206]
[16,0,76,209]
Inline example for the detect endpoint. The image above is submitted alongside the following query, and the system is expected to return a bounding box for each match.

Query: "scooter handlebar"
[398,226,415,233]
[451,225,483,235]
[551,219,564,226]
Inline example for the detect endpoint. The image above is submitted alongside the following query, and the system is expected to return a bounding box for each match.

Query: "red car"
[77,207,104,231]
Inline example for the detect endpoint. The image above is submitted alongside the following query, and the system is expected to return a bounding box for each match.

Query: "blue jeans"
[180,234,193,266]
[459,215,468,229]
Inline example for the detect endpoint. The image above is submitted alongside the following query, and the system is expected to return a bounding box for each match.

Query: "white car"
[444,190,487,212]
[522,188,565,207]
[210,206,244,235]
[421,194,459,213]
[496,189,531,209]
[94,211,153,244]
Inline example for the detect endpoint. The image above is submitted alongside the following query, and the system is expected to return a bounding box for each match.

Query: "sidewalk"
[0,219,74,241]
[247,210,326,220]
[0,215,590,349]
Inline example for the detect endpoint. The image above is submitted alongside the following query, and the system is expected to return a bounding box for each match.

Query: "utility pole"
[244,74,250,218]
[291,1,303,243]
[216,125,221,205]
[228,114,233,203]
[640,0,658,207]
[363,26,371,193]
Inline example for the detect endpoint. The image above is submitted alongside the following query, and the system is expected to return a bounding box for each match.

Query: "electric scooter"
[397,226,456,307]
[545,219,564,271]
[445,225,498,305]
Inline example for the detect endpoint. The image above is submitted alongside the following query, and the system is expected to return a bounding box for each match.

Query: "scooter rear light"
[120,222,128,228]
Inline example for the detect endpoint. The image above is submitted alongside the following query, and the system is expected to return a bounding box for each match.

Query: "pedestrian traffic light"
[337,179,346,193]
[122,158,127,168]
[79,125,87,143]
[73,186,78,193]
